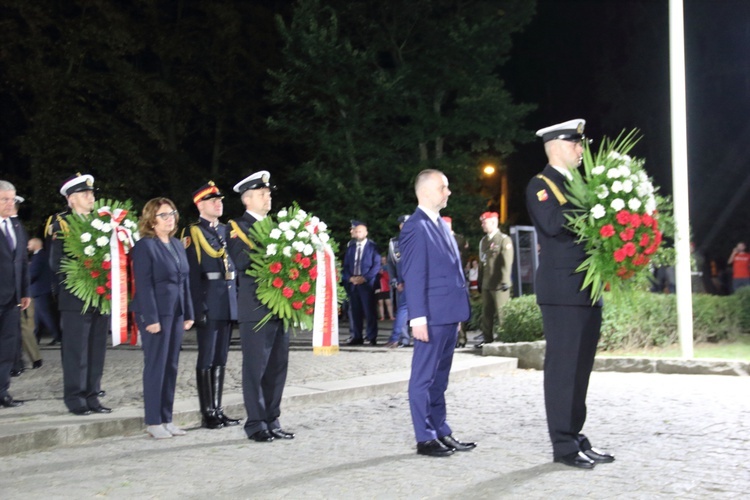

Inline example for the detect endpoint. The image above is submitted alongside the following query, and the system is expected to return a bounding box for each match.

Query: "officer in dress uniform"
[183,182,240,429]
[525,119,614,469]
[49,174,112,415]
[227,171,294,442]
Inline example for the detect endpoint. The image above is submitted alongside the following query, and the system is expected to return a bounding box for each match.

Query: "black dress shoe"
[10,368,24,377]
[248,429,275,442]
[218,411,241,426]
[584,448,615,463]
[554,451,596,469]
[345,338,364,346]
[269,428,295,439]
[97,390,106,398]
[0,395,23,407]
[416,439,454,457]
[439,434,476,452]
[70,407,92,416]
[456,342,466,348]
[89,405,112,414]
[474,342,485,349]
[367,339,377,346]
[32,359,43,369]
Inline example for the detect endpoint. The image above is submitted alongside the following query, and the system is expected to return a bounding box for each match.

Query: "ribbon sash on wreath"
[312,245,339,355]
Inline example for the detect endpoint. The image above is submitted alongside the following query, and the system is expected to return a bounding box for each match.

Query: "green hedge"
[469,291,750,350]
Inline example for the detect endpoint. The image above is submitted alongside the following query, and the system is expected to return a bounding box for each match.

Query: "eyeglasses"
[155,210,178,220]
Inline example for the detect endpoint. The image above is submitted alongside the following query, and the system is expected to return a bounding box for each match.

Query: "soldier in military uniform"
[183,181,240,429]
[227,171,294,442]
[49,174,111,415]
[476,211,514,348]
[525,119,614,469]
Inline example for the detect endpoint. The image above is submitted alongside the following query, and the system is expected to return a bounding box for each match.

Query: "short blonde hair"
[138,198,179,238]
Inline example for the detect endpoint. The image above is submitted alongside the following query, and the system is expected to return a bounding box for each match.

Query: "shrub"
[495,295,544,343]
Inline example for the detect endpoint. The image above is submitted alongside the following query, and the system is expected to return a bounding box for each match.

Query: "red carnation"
[632,253,646,266]
[309,265,318,279]
[300,257,311,269]
[90,270,101,279]
[96,286,106,295]
[630,213,642,228]
[623,242,637,257]
[293,253,302,263]
[104,294,111,300]
[269,262,282,274]
[272,277,284,288]
[615,210,631,225]
[614,248,627,263]
[102,261,112,270]
[292,301,303,310]
[84,259,93,269]
[619,228,635,242]
[305,307,314,315]
[305,294,315,305]
[616,267,629,277]
[600,225,615,238]
[282,287,294,298]
[652,219,659,231]
[288,268,300,280]
[299,282,311,293]
[639,233,650,247]
[642,213,654,227]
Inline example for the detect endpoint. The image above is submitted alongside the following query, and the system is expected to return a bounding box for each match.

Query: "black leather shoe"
[584,448,615,463]
[439,434,476,452]
[456,342,466,348]
[0,395,23,407]
[218,412,241,427]
[70,407,92,416]
[554,451,596,469]
[416,439,454,457]
[98,390,106,398]
[345,338,364,346]
[367,339,377,346]
[474,342,485,349]
[32,359,43,369]
[202,414,224,429]
[10,369,24,377]
[269,428,295,440]
[89,405,112,414]
[248,429,275,442]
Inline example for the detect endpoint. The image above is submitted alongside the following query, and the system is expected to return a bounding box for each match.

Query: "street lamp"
[481,163,507,223]
[483,164,496,176]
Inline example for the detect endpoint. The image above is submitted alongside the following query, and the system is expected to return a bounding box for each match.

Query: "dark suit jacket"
[0,217,29,305]
[226,212,272,323]
[399,208,471,326]
[342,239,380,289]
[29,248,53,297]
[184,218,238,322]
[525,164,601,307]
[130,236,194,326]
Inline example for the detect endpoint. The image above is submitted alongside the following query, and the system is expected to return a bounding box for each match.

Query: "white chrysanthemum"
[628,198,642,211]
[278,221,290,231]
[104,253,111,261]
[310,234,321,246]
[319,233,330,243]
[591,165,606,176]
[297,231,309,240]
[282,246,292,257]
[123,219,135,228]
[611,181,623,193]
[297,209,307,219]
[101,223,112,233]
[610,198,625,211]
[318,222,328,232]
[96,236,109,247]
[84,245,96,256]
[292,241,305,251]
[645,196,657,214]
[638,171,649,183]
[284,230,296,241]
[269,228,282,240]
[621,179,633,193]
[289,219,301,229]
[91,219,104,230]
[618,165,631,177]
[608,151,622,160]
[607,168,621,179]
[266,244,278,256]
[591,204,606,219]
[278,210,288,218]
[595,185,609,199]
[622,154,632,164]
[81,232,92,243]
[303,244,314,256]
[309,216,320,226]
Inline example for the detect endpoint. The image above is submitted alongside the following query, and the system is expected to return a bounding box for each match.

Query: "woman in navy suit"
[131,198,194,439]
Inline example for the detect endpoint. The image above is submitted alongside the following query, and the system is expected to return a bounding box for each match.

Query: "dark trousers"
[240,319,289,436]
[540,305,602,458]
[33,293,61,342]
[196,319,232,369]
[60,310,109,411]
[0,302,21,398]
[348,283,378,341]
[408,322,458,443]
[139,314,184,425]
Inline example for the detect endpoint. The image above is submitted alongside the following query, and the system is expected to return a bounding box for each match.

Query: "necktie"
[2,219,14,252]
[354,244,363,275]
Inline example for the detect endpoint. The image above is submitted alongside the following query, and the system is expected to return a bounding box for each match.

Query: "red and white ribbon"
[97,206,135,347]
[312,245,339,355]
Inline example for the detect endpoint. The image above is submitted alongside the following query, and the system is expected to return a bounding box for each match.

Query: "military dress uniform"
[478,213,514,345]
[525,119,613,469]
[49,174,111,415]
[227,171,292,442]
[184,182,240,429]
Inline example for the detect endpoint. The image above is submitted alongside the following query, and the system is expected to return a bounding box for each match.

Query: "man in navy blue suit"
[400,169,474,457]
[0,180,30,407]
[342,221,380,345]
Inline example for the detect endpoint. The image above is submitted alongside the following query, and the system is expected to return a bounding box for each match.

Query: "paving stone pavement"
[2,365,749,498]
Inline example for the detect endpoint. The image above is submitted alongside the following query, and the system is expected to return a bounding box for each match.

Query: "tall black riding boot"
[197,368,223,429]
[212,365,240,426]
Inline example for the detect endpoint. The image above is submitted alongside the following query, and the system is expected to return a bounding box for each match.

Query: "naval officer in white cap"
[226,171,294,442]
[525,120,615,469]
